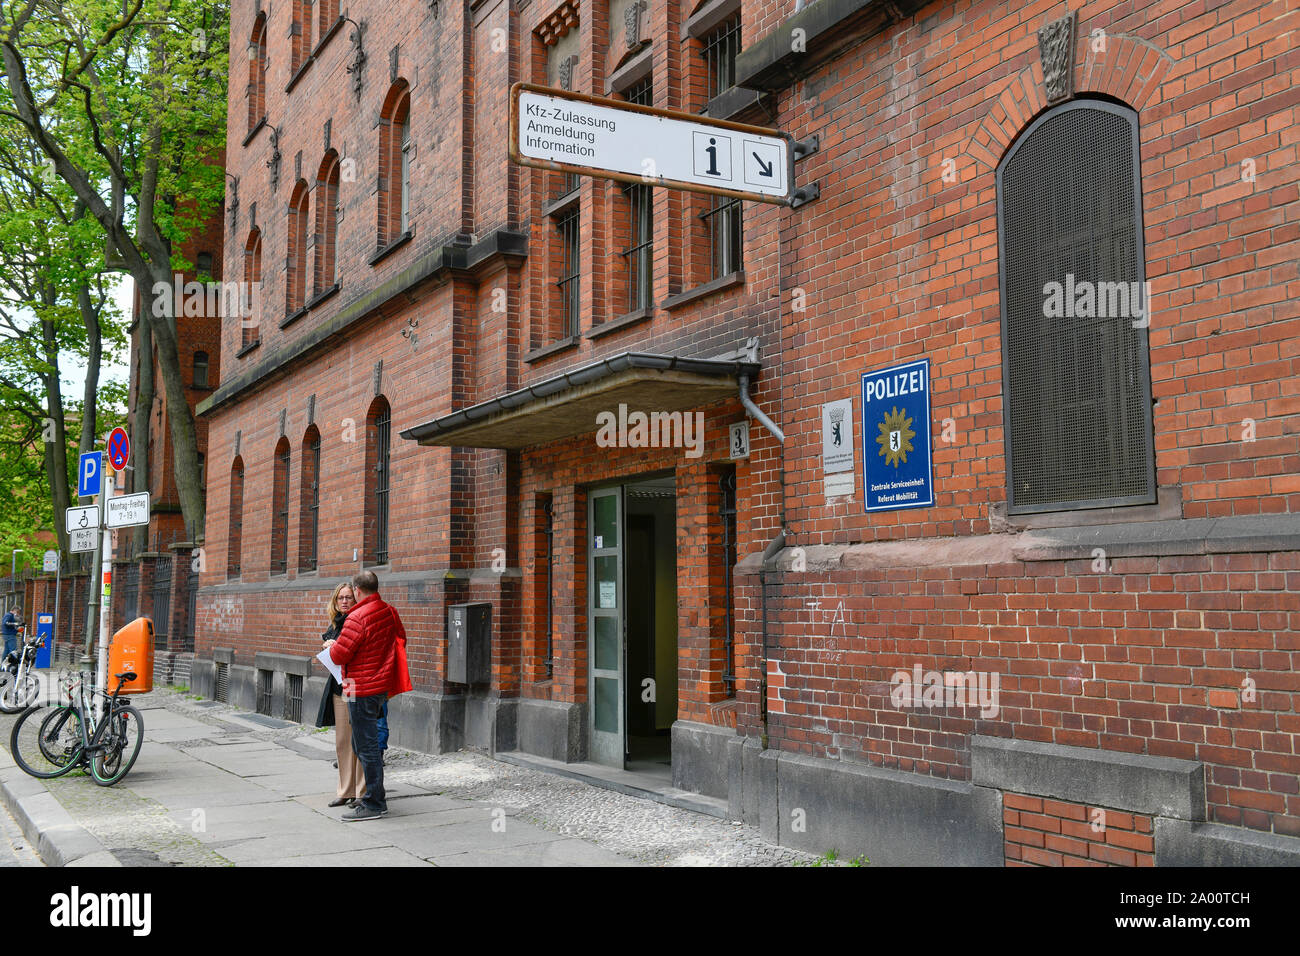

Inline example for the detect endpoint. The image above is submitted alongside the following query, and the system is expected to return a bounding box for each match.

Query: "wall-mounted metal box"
[447,602,491,685]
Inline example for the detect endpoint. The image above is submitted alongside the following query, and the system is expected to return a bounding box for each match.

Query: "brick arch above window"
[962,31,1175,175]
[285,180,310,318]
[313,150,341,296]
[247,13,268,135]
[376,81,412,252]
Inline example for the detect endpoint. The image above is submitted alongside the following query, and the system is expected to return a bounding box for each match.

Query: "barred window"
[241,228,262,350]
[299,428,321,572]
[365,397,391,565]
[271,438,290,575]
[997,100,1156,513]
[555,208,580,337]
[193,351,209,389]
[227,458,244,580]
[377,82,411,249]
[701,16,740,100]
[621,78,653,312]
[703,194,742,279]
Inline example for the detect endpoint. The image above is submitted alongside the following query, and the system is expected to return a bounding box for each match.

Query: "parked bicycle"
[10,670,144,786]
[0,627,44,713]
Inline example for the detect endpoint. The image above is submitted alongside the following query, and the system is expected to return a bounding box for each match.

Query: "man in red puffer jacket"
[327,570,406,820]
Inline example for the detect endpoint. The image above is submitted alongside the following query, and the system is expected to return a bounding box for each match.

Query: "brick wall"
[1004,793,1155,867]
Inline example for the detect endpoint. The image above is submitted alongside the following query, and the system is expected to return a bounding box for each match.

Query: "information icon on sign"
[693,131,733,180]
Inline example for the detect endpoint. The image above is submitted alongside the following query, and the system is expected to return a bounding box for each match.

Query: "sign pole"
[95,466,115,715]
[52,556,60,663]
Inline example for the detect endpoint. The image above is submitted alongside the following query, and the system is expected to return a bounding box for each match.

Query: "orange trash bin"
[108,618,154,694]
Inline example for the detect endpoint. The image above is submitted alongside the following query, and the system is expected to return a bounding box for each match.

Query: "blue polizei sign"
[860,358,934,512]
[78,451,102,498]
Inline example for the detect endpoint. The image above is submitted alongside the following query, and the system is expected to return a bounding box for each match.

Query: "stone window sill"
[662,271,745,310]
[369,230,414,266]
[524,335,580,364]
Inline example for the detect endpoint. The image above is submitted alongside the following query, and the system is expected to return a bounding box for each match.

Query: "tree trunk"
[39,304,71,563]
[131,310,153,555]
[146,264,205,541]
[77,281,103,572]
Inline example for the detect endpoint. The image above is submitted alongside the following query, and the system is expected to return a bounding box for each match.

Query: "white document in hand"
[316,647,344,684]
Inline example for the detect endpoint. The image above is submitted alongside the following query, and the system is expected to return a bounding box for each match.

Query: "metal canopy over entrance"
[399,351,760,450]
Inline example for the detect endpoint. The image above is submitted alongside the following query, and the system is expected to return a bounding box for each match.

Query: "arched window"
[377,82,411,249]
[290,0,311,75]
[299,426,321,572]
[364,396,391,565]
[286,181,309,317]
[197,453,205,492]
[997,100,1155,513]
[227,457,244,580]
[193,351,209,389]
[242,228,262,350]
[247,14,268,133]
[314,152,341,294]
[271,438,291,575]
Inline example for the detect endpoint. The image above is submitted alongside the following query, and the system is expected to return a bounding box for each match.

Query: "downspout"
[741,372,786,749]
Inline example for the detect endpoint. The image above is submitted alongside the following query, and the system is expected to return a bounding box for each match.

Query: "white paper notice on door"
[598,581,616,609]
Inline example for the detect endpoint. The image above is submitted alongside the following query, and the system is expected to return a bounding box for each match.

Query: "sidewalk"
[0,686,821,867]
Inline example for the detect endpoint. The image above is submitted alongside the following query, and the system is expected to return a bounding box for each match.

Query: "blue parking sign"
[78,451,102,498]
[861,358,934,512]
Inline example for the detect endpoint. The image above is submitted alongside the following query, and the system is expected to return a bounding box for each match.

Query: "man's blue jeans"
[349,694,387,812]
[378,700,389,751]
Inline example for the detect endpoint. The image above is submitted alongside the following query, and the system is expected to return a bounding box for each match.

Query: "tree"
[0,0,229,541]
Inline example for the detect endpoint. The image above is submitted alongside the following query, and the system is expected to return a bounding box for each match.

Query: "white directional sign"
[65,505,98,534]
[510,83,791,203]
[70,527,99,554]
[105,492,150,529]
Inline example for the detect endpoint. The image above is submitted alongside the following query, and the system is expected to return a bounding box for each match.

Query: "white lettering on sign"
[70,528,98,553]
[514,86,790,202]
[105,492,151,529]
[862,367,927,404]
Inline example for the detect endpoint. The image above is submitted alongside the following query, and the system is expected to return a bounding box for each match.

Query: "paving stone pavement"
[0,687,829,867]
[0,793,42,867]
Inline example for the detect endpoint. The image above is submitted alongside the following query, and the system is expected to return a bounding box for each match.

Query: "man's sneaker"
[341,804,387,821]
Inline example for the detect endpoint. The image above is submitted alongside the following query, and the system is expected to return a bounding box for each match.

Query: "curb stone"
[0,735,121,867]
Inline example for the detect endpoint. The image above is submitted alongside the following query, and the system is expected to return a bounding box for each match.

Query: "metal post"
[52,556,61,664]
[95,468,115,717]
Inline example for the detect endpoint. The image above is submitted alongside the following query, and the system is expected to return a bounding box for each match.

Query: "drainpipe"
[739,373,784,444]
[741,373,787,748]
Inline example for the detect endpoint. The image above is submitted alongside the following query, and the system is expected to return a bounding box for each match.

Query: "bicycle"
[9,670,145,786]
[0,627,44,714]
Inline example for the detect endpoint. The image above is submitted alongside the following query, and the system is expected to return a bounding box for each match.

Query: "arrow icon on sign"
[753,153,773,178]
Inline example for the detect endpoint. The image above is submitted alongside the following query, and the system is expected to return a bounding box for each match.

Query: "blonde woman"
[316,582,365,807]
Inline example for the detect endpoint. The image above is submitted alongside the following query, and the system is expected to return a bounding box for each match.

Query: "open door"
[588,486,625,767]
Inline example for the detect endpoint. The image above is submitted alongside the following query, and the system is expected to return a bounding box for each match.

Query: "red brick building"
[195,0,1299,865]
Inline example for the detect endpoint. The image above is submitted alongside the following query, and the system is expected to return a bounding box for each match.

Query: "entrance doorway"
[587,476,678,771]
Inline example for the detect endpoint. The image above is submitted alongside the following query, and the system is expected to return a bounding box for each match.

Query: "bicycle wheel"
[0,673,38,713]
[90,704,144,786]
[11,705,85,779]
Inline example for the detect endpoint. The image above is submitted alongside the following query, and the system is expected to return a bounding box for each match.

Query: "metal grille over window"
[556,208,581,337]
[152,557,172,650]
[543,498,554,678]
[305,436,321,571]
[184,565,198,653]
[285,674,303,722]
[621,79,654,313]
[998,101,1155,512]
[702,16,740,100]
[256,669,273,715]
[120,563,139,624]
[720,469,737,696]
[374,407,391,564]
[215,662,229,702]
[272,444,290,574]
[703,194,742,278]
